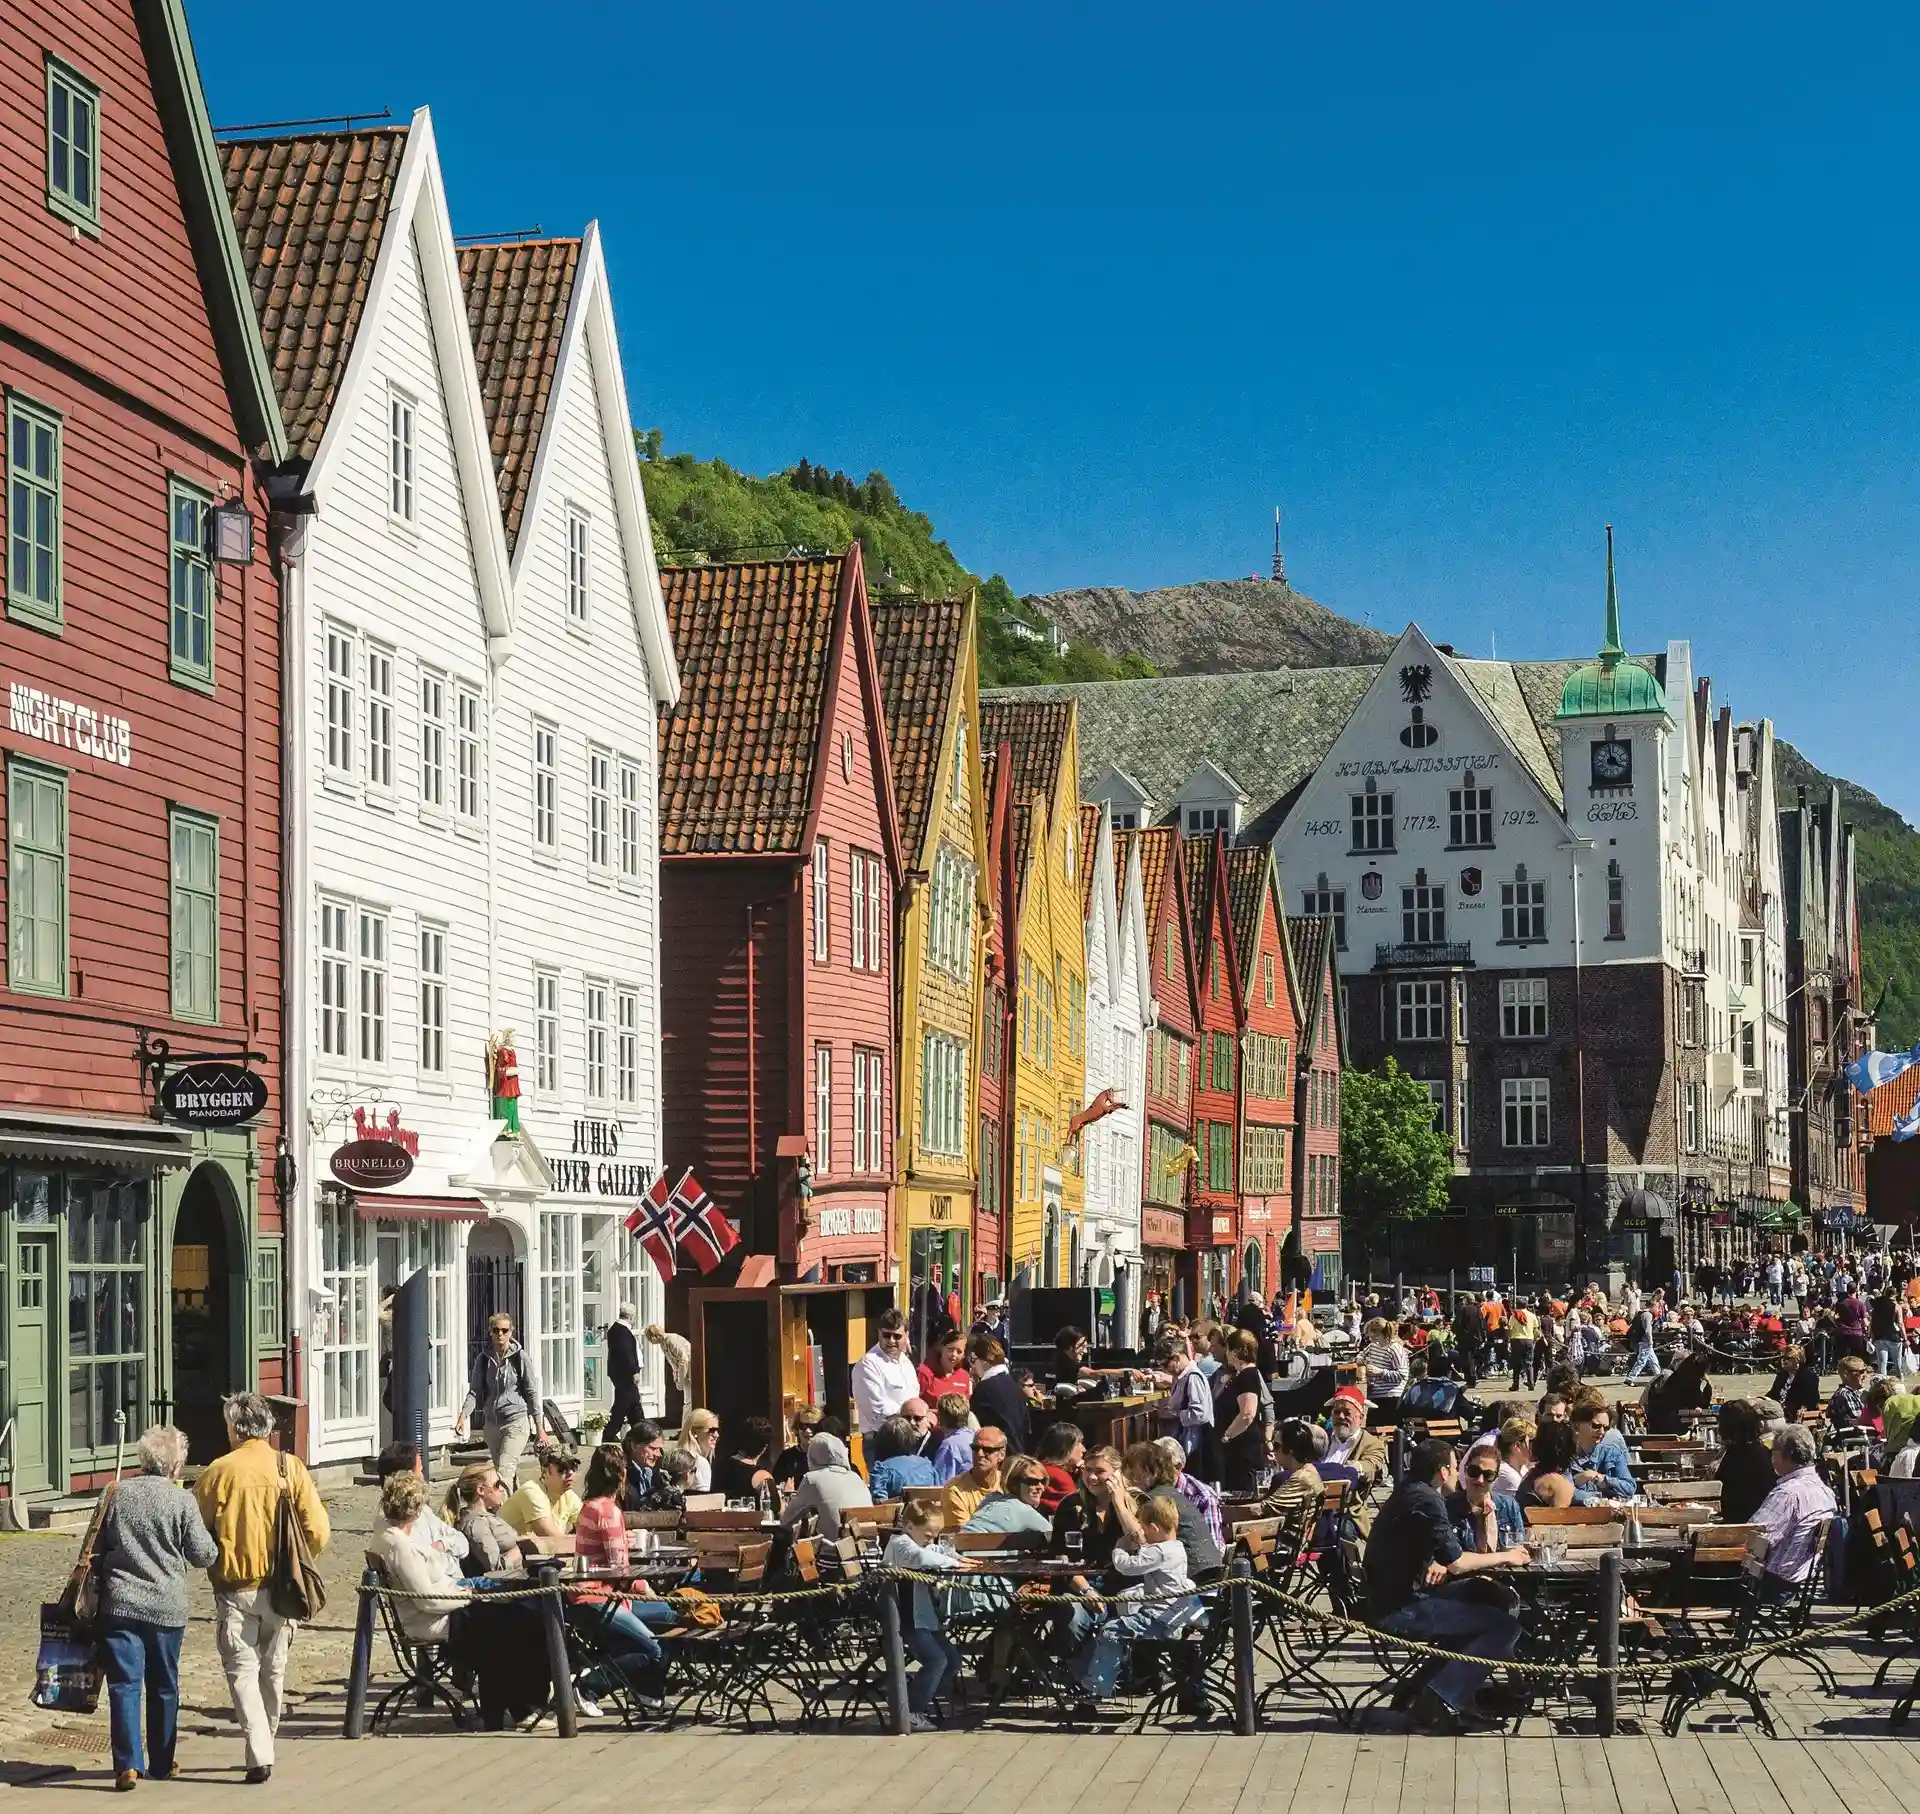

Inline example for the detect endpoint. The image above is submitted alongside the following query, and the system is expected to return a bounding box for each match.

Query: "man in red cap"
[1321,1385,1388,1496]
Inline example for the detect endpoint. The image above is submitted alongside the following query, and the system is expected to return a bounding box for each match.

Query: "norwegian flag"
[668,1169,738,1274]
[623,1172,677,1282]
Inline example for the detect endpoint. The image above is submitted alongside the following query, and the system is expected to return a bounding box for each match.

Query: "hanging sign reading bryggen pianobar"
[157,1062,268,1128]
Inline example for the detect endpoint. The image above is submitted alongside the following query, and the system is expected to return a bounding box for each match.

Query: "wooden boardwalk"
[7,1732,1919,1809]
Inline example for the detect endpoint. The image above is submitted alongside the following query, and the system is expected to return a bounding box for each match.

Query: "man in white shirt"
[1751,1424,1838,1599]
[851,1308,919,1437]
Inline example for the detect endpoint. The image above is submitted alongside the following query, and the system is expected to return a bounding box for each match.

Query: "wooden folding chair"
[683,1507,765,1531]
[1524,1504,1616,1526]
[1644,1478,1721,1505]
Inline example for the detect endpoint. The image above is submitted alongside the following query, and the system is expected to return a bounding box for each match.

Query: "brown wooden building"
[0,1,288,1498]
[657,550,904,1433]
[1287,913,1347,1296]
[1225,842,1296,1302]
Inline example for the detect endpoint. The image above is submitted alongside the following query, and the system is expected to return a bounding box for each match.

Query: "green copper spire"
[1600,522,1624,663]
[1555,523,1665,719]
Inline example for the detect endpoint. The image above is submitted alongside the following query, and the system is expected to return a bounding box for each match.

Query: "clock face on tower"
[1590,737,1632,788]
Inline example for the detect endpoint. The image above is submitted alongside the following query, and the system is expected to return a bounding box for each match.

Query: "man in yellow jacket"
[192,1393,330,1782]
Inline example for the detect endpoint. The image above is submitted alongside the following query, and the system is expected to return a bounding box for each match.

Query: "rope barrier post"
[877,1576,911,1736]
[529,1559,578,1738]
[342,1569,379,1739]
[1595,1547,1621,1737]
[1230,1557,1256,1736]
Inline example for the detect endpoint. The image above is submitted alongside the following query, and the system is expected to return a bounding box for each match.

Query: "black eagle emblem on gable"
[1399,663,1434,703]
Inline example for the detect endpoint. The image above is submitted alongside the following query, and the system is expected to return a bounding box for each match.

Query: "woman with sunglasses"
[1446,1447,1525,1554]
[773,1407,823,1493]
[956,1454,1054,1543]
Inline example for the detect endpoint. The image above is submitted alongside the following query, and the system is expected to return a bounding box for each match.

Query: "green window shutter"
[7,396,63,627]
[8,759,68,994]
[168,482,215,690]
[169,809,220,1022]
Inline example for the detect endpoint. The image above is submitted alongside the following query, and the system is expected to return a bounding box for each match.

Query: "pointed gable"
[458,237,582,552]
[980,698,1072,806]
[1225,844,1274,990]
[658,556,852,856]
[220,127,408,462]
[871,597,967,865]
[1079,804,1102,919]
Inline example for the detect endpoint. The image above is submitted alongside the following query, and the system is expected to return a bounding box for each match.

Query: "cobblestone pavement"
[0,1366,1907,1787]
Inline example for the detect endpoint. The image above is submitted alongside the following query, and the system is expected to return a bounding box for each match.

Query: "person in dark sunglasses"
[1445,1449,1526,1554]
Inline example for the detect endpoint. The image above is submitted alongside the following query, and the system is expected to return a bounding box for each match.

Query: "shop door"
[10,1234,54,1495]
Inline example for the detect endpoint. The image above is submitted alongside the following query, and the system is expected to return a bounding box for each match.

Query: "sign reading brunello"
[330,1106,420,1190]
[158,1062,268,1128]
[9,682,133,767]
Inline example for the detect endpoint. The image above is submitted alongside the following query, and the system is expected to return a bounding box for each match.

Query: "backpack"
[268,1451,327,1623]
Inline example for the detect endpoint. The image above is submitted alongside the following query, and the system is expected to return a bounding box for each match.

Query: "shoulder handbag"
[70,1480,115,1625]
[268,1450,327,1622]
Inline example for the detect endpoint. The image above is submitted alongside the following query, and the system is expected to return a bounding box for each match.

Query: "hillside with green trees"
[635,433,1156,687]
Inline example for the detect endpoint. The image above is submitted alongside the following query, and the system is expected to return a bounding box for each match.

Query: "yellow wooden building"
[981,697,1087,1288]
[874,598,992,1335]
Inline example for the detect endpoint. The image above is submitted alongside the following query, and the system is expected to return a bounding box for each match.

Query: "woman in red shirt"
[917,1330,970,1404]
[568,1447,673,1711]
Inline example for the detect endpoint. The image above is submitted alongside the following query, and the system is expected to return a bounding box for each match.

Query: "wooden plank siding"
[0,4,287,1469]
[1189,833,1243,1297]
[1236,853,1298,1298]
[0,12,237,449]
[1135,826,1201,1305]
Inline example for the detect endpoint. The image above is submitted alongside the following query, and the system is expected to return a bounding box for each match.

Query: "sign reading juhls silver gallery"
[9,683,132,766]
[158,1062,268,1128]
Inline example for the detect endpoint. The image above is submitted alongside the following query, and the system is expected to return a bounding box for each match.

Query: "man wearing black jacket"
[968,1332,1032,1455]
[603,1305,644,1442]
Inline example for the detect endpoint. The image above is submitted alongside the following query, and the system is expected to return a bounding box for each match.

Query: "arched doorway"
[1242,1239,1264,1303]
[466,1221,524,1375]
[171,1163,244,1463]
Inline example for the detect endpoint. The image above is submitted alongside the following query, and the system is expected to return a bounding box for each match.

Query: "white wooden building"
[224,112,675,1464]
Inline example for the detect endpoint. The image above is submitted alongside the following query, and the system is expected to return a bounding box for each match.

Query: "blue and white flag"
[1892,1100,1920,1144]
[1845,1042,1920,1095]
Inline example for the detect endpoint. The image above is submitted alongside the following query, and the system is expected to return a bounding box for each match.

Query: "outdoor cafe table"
[1497,1550,1671,1733]
[954,1555,1107,1716]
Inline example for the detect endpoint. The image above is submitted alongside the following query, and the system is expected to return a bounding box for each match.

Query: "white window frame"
[812,838,830,962]
[1402,882,1446,944]
[357,907,388,1067]
[1501,876,1547,944]
[1351,786,1394,852]
[1303,886,1347,949]
[455,684,483,823]
[1502,1077,1550,1149]
[419,668,447,812]
[1448,784,1494,849]
[616,986,639,1106]
[584,978,610,1102]
[566,506,591,629]
[324,623,355,779]
[365,641,394,794]
[418,920,447,1078]
[533,719,559,853]
[850,850,867,969]
[317,1195,373,1427]
[389,387,417,523]
[1396,979,1444,1041]
[866,1044,885,1173]
[538,1210,582,1403]
[588,745,612,873]
[852,1047,869,1173]
[866,853,885,974]
[1420,1079,1447,1132]
[318,895,352,1062]
[814,1045,833,1173]
[618,757,643,883]
[1499,976,1548,1039]
[535,967,560,1096]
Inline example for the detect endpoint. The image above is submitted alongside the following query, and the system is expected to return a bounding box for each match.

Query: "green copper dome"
[1557,525,1665,719]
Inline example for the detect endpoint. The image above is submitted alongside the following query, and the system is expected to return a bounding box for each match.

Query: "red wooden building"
[1185,832,1242,1313]
[1226,843,1297,1304]
[1127,825,1200,1319]
[657,550,903,1297]
[1287,913,1347,1296]
[0,0,288,1498]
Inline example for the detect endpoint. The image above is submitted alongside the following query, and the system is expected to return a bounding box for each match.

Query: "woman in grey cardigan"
[93,1425,218,1790]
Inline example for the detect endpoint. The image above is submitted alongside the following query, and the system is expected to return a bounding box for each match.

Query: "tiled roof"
[989,649,1671,840]
[1224,844,1270,976]
[1079,804,1101,920]
[1011,801,1037,891]
[1132,825,1179,928]
[1185,836,1217,958]
[980,699,1073,808]
[1287,914,1332,1003]
[1865,1069,1920,1139]
[871,598,966,865]
[657,557,849,856]
[458,239,582,552]
[220,128,409,463]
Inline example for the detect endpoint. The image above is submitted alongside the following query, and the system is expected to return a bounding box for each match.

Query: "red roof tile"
[980,699,1072,808]
[1224,844,1271,979]
[220,128,409,463]
[871,598,967,865]
[1079,804,1101,919]
[1866,1068,1920,1139]
[458,239,582,553]
[657,556,851,856]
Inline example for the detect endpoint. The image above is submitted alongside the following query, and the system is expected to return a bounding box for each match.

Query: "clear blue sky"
[190,1,1920,818]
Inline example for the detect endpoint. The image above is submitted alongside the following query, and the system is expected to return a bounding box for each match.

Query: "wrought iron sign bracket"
[135,1028,269,1103]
